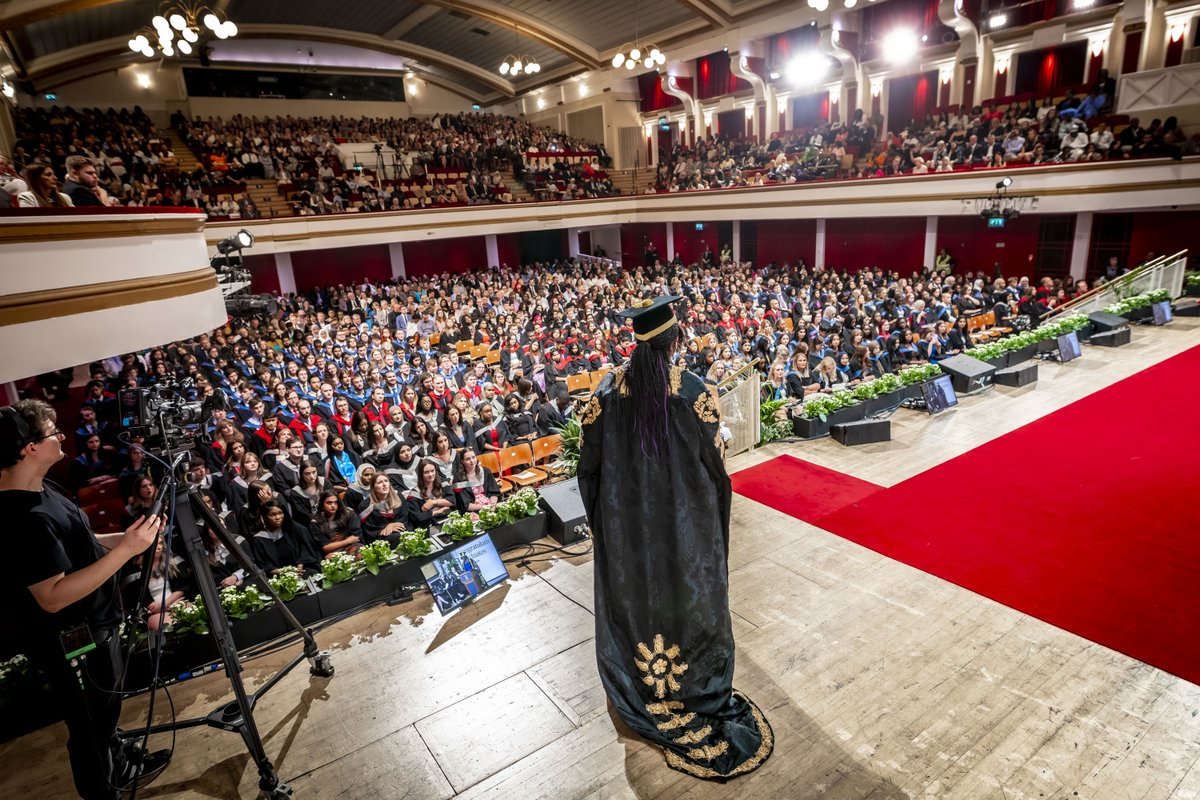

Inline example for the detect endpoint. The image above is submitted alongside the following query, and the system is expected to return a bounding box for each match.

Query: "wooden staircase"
[160,129,202,174]
[499,167,536,202]
[608,168,640,196]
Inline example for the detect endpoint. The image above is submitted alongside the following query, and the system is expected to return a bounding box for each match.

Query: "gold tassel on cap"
[632,298,653,308]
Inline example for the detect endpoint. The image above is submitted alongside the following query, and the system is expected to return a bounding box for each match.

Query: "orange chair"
[565,373,591,398]
[590,367,612,391]
[429,332,441,346]
[478,451,512,494]
[497,444,547,488]
[455,340,473,355]
[531,434,563,466]
[486,349,501,366]
[470,344,489,361]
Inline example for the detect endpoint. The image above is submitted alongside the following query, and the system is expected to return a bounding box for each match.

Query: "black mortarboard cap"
[619,295,681,341]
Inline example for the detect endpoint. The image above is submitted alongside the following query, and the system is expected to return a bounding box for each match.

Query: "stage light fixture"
[786,51,829,85]
[216,229,255,255]
[882,29,919,63]
[997,177,1012,189]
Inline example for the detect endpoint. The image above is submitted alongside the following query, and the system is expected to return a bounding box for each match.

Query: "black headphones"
[0,406,33,448]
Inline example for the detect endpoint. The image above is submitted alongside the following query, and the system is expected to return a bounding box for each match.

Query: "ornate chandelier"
[499,25,540,76]
[128,1,237,59]
[610,0,666,71]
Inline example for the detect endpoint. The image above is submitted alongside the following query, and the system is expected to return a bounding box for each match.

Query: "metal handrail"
[718,358,762,391]
[1046,250,1187,319]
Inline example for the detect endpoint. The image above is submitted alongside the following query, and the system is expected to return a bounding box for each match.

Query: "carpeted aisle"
[731,344,1200,686]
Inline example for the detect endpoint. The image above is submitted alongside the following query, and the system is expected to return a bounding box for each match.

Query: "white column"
[567,227,581,257]
[388,242,406,280]
[275,253,296,295]
[666,223,676,262]
[732,221,742,262]
[1069,212,1094,282]
[815,219,827,268]
[924,216,939,270]
[484,234,499,269]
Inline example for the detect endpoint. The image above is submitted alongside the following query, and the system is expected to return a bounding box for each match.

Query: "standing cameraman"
[0,400,164,800]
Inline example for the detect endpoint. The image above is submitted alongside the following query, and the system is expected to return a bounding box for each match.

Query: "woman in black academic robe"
[578,313,773,780]
[403,458,455,529]
[247,500,323,576]
[358,473,410,546]
[343,463,377,513]
[473,403,508,454]
[450,449,501,513]
[310,490,362,556]
[501,394,537,444]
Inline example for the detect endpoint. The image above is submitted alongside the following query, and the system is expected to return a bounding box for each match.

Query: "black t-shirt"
[0,485,122,659]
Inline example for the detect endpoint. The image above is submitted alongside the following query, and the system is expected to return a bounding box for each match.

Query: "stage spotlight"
[882,29,919,64]
[216,229,255,255]
[996,177,1012,189]
[785,51,828,85]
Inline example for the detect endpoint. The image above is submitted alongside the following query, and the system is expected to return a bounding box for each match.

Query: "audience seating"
[497,444,548,488]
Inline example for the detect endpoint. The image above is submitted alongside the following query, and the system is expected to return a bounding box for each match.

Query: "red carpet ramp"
[731,345,1200,686]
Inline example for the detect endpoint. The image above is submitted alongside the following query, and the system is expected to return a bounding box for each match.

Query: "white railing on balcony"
[1051,250,1189,317]
[1116,63,1200,115]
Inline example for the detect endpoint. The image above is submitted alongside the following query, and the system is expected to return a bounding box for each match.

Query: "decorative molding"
[1117,64,1200,113]
[0,268,218,327]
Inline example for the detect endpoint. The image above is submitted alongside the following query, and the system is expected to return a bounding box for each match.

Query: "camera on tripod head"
[118,379,228,457]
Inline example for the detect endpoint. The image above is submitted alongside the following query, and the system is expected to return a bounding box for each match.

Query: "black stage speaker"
[831,418,891,446]
[994,362,1038,387]
[1091,328,1132,347]
[1088,311,1129,332]
[539,478,588,545]
[1173,299,1200,317]
[937,354,997,394]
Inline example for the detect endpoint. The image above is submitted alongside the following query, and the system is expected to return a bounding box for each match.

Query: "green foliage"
[798,394,837,421]
[1105,289,1172,315]
[758,399,791,444]
[320,551,360,589]
[898,363,943,385]
[169,597,209,637]
[477,506,506,529]
[550,418,581,478]
[441,511,478,542]
[872,372,902,394]
[358,540,397,576]
[478,488,541,529]
[219,585,271,620]
[395,528,434,559]
[0,654,30,686]
[267,566,307,603]
[1185,271,1200,287]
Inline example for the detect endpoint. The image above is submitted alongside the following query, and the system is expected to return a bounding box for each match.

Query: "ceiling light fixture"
[499,23,540,76]
[881,28,919,63]
[611,0,667,71]
[130,1,236,59]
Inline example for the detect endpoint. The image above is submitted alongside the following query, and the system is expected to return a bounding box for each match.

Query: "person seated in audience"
[451,449,501,514]
[359,472,410,546]
[405,458,455,530]
[18,163,73,207]
[501,393,537,443]
[427,429,457,480]
[326,434,359,488]
[71,433,114,488]
[311,491,362,556]
[247,500,322,575]
[344,464,377,512]
[286,461,325,528]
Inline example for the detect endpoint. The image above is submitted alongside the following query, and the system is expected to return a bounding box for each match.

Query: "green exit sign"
[987,216,1006,229]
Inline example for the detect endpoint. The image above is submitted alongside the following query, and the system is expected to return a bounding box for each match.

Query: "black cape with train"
[577,365,773,779]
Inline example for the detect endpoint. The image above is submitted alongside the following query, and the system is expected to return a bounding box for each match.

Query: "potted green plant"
[550,419,581,478]
[166,596,220,671]
[792,394,836,438]
[485,488,548,550]
[440,511,478,543]
[758,399,792,445]
[863,372,904,415]
[897,363,943,400]
[1005,331,1040,365]
[222,584,289,650]
[1185,271,1200,297]
[268,566,322,627]
[965,340,1008,368]
[315,551,379,617]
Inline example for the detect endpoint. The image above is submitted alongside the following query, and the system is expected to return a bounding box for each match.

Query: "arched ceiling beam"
[383,6,441,40]
[418,0,602,69]
[26,24,517,97]
[674,0,732,27]
[0,0,122,31]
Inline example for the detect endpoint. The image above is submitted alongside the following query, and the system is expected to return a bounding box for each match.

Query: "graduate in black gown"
[247,500,323,576]
[578,295,774,780]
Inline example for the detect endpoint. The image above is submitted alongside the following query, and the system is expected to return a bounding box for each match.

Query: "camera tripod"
[124,483,333,799]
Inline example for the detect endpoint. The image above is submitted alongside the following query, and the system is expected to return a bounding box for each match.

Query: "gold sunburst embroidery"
[669,365,683,396]
[615,367,630,397]
[634,634,688,699]
[693,390,720,424]
[579,395,602,425]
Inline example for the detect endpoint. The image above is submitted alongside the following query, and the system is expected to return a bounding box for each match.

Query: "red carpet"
[732,345,1200,686]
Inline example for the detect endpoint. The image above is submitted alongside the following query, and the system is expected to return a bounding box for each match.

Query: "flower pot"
[1037,338,1058,353]
[1075,322,1093,341]
[984,354,1009,369]
[277,591,323,628]
[1185,284,1200,298]
[898,383,925,402]
[488,512,548,551]
[827,403,866,426]
[1008,343,1038,365]
[791,415,830,439]
[170,631,221,673]
[231,607,290,650]
[863,389,904,416]
[1122,306,1151,322]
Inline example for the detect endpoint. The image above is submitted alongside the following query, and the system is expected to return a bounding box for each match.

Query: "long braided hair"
[613,325,681,462]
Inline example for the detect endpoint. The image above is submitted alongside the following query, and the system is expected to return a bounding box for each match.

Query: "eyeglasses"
[36,429,65,442]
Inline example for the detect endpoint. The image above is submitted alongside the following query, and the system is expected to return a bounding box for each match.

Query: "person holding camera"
[0,400,165,800]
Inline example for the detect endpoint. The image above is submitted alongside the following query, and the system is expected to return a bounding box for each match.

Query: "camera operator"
[0,400,165,800]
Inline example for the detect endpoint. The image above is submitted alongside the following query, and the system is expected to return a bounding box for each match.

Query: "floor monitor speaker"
[937,354,997,394]
[831,418,891,446]
[1091,328,1132,347]
[994,362,1038,388]
[1173,299,1200,317]
[1088,311,1129,332]
[539,478,588,545]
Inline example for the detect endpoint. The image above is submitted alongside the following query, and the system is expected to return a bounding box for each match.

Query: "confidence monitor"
[1057,331,1082,362]
[922,374,959,414]
[421,533,509,617]
[1152,301,1173,326]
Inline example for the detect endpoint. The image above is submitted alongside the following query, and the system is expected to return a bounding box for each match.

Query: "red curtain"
[1037,52,1060,95]
[754,220,817,266]
[695,52,749,100]
[1014,42,1086,96]
[825,218,925,272]
[887,71,936,131]
[993,70,1007,100]
[1087,52,1104,84]
[495,233,521,268]
[401,237,487,279]
[1165,36,1185,68]
[717,109,745,137]
[1122,31,1142,75]
[671,223,720,265]
[245,254,280,294]
[766,25,821,75]
[638,72,681,113]
[291,244,392,291]
[860,0,953,60]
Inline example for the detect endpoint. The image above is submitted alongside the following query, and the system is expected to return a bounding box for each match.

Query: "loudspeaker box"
[539,477,588,545]
[1091,328,1132,347]
[937,354,997,394]
[831,418,891,446]
[1088,311,1129,332]
[994,362,1038,388]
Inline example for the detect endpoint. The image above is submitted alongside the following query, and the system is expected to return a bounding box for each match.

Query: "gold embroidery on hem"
[580,395,602,426]
[646,701,684,715]
[655,712,696,731]
[660,694,774,779]
[615,367,630,397]
[688,740,730,762]
[693,391,720,424]
[673,725,712,745]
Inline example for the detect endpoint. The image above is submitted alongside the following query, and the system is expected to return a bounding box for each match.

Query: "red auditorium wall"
[825,217,925,271]
[621,223,668,266]
[291,243,391,291]
[402,236,488,278]
[1125,211,1200,267]
[755,220,817,266]
[495,232,521,268]
[245,253,280,294]
[672,222,720,265]
[937,215,1042,277]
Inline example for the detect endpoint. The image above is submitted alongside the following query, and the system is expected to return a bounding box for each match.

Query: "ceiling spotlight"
[988,13,1007,28]
[881,28,919,63]
[769,71,780,79]
[786,51,828,85]
[997,177,1012,189]
[845,0,858,7]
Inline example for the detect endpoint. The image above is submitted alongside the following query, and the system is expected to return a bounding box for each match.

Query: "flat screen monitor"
[1152,301,1173,326]
[922,374,958,415]
[1056,331,1082,362]
[421,533,509,616]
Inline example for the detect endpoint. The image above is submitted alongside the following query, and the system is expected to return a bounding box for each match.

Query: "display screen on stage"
[922,374,958,414]
[421,533,509,616]
[1152,301,1173,326]
[1057,331,1082,362]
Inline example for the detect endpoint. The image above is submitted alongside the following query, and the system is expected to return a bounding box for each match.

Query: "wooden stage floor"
[4,318,1200,799]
